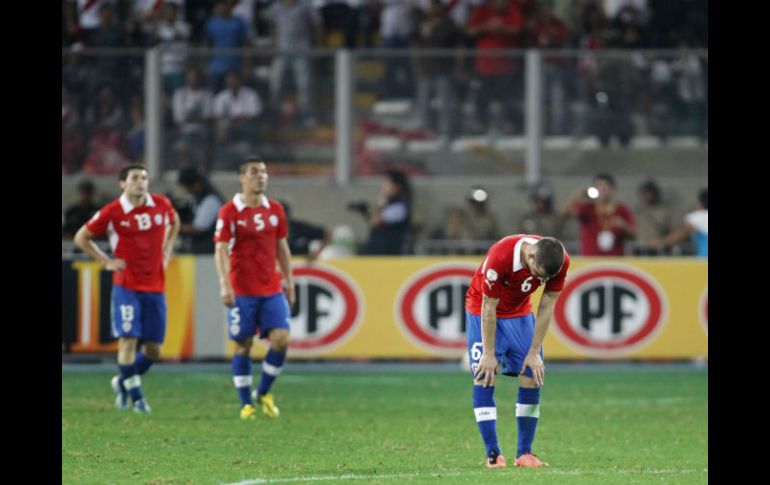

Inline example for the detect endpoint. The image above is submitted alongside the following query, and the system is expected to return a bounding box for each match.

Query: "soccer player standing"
[465,235,569,468]
[74,165,181,414]
[214,157,294,420]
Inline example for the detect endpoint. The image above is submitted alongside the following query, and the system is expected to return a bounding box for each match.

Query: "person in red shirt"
[465,234,569,468]
[560,173,637,256]
[74,164,181,414]
[214,157,295,420]
[466,0,524,133]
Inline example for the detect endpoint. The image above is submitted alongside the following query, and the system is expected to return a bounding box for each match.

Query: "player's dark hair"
[119,164,148,181]
[534,237,565,277]
[594,173,616,188]
[698,189,708,209]
[238,156,265,174]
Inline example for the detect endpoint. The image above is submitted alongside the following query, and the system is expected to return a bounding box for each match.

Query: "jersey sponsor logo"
[552,264,667,357]
[269,214,279,227]
[699,287,707,335]
[154,214,163,225]
[282,264,364,356]
[395,263,477,356]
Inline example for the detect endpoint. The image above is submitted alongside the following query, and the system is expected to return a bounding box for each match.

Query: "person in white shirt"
[172,67,214,169]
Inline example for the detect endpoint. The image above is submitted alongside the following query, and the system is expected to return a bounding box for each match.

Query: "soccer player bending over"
[214,157,294,420]
[74,165,180,414]
[465,235,569,468]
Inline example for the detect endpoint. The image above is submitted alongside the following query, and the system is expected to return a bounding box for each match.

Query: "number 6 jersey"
[465,234,570,318]
[85,193,177,293]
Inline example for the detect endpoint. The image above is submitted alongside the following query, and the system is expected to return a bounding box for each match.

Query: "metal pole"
[335,50,353,186]
[525,49,543,186]
[144,48,162,180]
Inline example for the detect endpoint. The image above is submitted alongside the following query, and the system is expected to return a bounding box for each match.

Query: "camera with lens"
[347,200,370,218]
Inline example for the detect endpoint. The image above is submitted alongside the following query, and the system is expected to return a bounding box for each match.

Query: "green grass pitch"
[62,365,707,485]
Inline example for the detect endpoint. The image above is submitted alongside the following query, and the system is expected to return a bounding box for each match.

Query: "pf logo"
[699,287,707,335]
[553,265,667,357]
[395,263,476,356]
[284,264,364,356]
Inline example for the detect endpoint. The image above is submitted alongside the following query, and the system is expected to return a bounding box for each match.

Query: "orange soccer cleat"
[486,451,507,468]
[514,453,547,468]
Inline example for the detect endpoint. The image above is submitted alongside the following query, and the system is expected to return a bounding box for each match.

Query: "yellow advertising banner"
[65,257,197,360]
[235,257,707,360]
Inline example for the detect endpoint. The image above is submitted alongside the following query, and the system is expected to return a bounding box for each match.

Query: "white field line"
[220,467,706,485]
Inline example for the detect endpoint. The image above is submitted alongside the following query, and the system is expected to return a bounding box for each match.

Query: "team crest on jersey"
[269,214,279,227]
[154,214,163,225]
[552,264,667,357]
[395,263,477,356]
[485,269,498,282]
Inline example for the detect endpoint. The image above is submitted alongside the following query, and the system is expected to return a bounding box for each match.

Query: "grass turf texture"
[62,367,707,485]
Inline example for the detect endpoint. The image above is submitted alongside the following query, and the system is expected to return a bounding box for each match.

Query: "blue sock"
[516,387,541,457]
[232,355,253,407]
[119,364,143,403]
[134,351,154,375]
[257,348,286,396]
[473,385,501,456]
[117,351,154,393]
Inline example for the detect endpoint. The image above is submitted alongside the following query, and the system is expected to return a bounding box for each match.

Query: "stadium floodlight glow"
[587,187,599,199]
[471,189,488,203]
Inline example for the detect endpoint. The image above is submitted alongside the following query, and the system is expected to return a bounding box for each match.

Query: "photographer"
[349,169,413,255]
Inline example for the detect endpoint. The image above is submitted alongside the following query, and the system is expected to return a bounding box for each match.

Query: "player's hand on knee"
[475,353,499,387]
[521,352,544,387]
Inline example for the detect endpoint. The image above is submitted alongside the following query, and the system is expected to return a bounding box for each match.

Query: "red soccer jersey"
[468,2,523,76]
[465,234,570,318]
[575,202,636,256]
[85,193,177,293]
[214,194,288,296]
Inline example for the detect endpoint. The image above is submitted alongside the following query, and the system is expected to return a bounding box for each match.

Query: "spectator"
[281,201,332,262]
[213,70,263,161]
[560,173,636,256]
[377,0,418,99]
[231,0,259,45]
[350,169,414,255]
[127,94,146,163]
[172,67,214,170]
[465,186,499,241]
[148,2,192,95]
[466,0,524,133]
[63,179,102,240]
[82,84,131,175]
[65,0,118,46]
[175,168,225,254]
[430,206,471,242]
[527,0,569,135]
[651,188,707,257]
[204,0,249,92]
[63,87,86,174]
[632,179,673,255]
[671,38,706,140]
[268,0,323,128]
[316,0,358,48]
[519,183,564,239]
[414,0,464,137]
[88,2,129,98]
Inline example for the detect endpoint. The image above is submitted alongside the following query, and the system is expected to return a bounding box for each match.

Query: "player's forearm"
[214,244,231,287]
[480,295,499,356]
[277,240,294,286]
[530,292,558,354]
[74,227,111,266]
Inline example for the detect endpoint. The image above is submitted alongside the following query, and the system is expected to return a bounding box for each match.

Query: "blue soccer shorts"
[465,312,544,380]
[111,285,167,343]
[227,293,291,341]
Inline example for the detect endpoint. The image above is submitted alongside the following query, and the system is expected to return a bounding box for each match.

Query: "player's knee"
[234,338,253,355]
[143,343,161,360]
[270,330,289,351]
